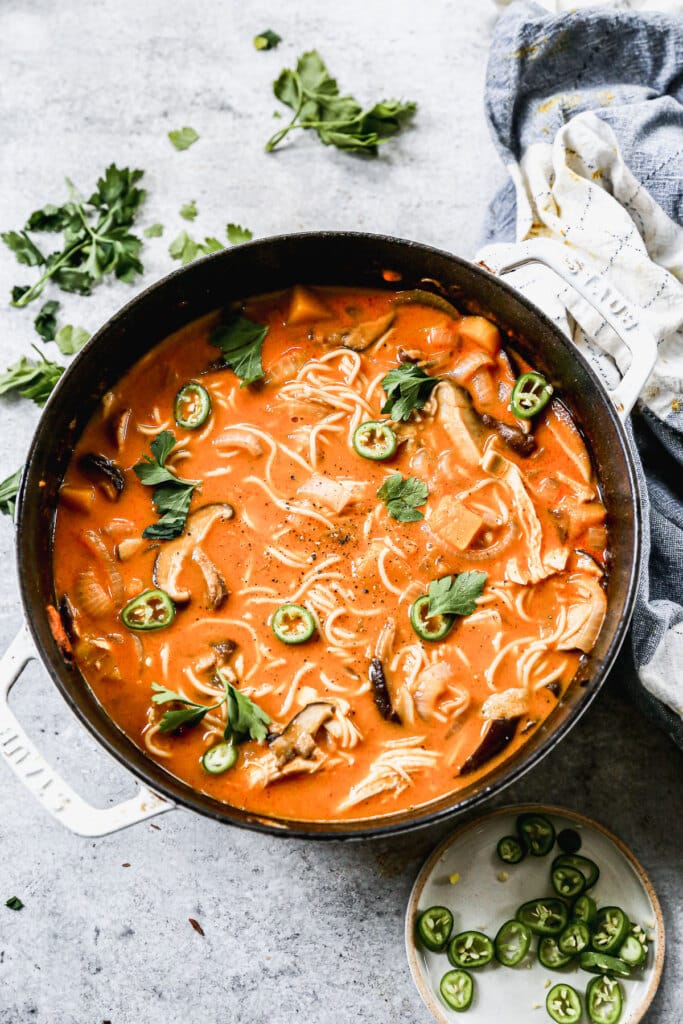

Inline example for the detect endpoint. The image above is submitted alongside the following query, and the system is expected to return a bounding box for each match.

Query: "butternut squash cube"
[286,286,333,325]
[428,496,484,551]
[459,316,501,356]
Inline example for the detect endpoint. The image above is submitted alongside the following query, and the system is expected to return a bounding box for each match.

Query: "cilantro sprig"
[266,50,416,155]
[168,127,199,151]
[133,430,200,540]
[0,469,22,519]
[381,363,440,421]
[0,347,64,407]
[2,164,146,308]
[377,473,428,523]
[210,313,269,386]
[151,672,270,740]
[427,571,487,618]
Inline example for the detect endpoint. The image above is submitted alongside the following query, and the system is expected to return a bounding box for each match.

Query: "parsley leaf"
[267,50,416,155]
[151,676,270,740]
[168,126,199,151]
[427,571,487,618]
[1,230,45,267]
[5,896,24,911]
[377,472,428,523]
[169,230,223,265]
[0,468,22,518]
[144,223,164,238]
[254,29,281,50]
[133,430,199,539]
[220,671,271,742]
[380,363,440,421]
[55,324,90,355]
[4,164,145,307]
[151,682,217,732]
[226,223,253,245]
[0,348,64,406]
[34,300,60,341]
[180,200,198,221]
[210,313,268,386]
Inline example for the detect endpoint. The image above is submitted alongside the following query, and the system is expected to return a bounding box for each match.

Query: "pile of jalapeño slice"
[416,813,652,1022]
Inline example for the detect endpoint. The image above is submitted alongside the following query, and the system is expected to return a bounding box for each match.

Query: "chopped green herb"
[377,472,428,523]
[254,29,281,51]
[380,363,440,421]
[34,300,60,341]
[210,313,268,386]
[5,896,24,911]
[220,671,271,742]
[267,50,416,155]
[427,571,487,618]
[1,231,44,267]
[0,347,64,406]
[151,674,270,740]
[226,223,253,245]
[3,164,145,308]
[179,200,198,221]
[0,469,22,518]
[169,230,223,265]
[168,126,199,151]
[144,223,164,238]
[133,430,199,540]
[55,324,90,355]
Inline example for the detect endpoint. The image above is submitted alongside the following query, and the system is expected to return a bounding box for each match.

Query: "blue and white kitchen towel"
[478,0,683,744]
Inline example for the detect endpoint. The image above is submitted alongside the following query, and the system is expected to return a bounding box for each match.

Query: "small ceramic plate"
[406,805,664,1024]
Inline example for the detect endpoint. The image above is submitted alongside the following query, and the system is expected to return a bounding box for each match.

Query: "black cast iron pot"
[6,232,654,839]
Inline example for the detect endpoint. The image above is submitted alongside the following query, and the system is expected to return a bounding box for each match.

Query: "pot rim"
[14,230,643,840]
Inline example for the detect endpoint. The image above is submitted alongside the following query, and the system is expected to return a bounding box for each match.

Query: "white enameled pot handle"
[0,624,174,836]
[490,238,658,420]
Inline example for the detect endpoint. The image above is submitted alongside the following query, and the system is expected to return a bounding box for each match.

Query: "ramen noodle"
[51,285,608,821]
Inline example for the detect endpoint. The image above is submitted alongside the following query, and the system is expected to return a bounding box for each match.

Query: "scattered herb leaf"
[168,126,199,151]
[3,164,145,307]
[133,430,199,540]
[151,676,270,741]
[210,313,268,386]
[226,223,253,245]
[55,324,90,355]
[377,472,428,523]
[427,571,487,618]
[267,50,416,154]
[0,348,64,406]
[380,363,440,421]
[219,671,271,742]
[254,29,281,50]
[5,896,23,911]
[34,300,60,341]
[179,200,198,221]
[0,469,22,518]
[144,223,164,238]
[169,230,223,265]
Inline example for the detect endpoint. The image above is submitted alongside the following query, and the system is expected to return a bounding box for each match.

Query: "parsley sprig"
[151,672,270,740]
[0,469,22,519]
[381,363,440,422]
[427,571,487,618]
[0,347,64,407]
[133,430,200,540]
[266,50,416,154]
[377,473,428,523]
[3,164,146,308]
[210,313,269,386]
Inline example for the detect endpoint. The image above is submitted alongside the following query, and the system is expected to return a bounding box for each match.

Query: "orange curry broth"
[52,286,607,822]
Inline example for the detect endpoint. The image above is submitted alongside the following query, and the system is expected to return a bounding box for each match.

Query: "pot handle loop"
[490,238,658,420]
[0,625,174,836]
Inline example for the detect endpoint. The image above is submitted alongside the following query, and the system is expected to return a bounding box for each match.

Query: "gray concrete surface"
[0,2,680,1022]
